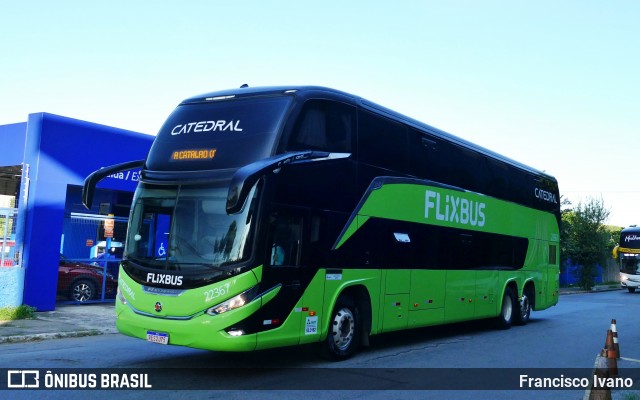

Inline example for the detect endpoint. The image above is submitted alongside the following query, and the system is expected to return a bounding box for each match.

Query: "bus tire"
[324,296,361,360]
[495,287,516,330]
[514,286,533,325]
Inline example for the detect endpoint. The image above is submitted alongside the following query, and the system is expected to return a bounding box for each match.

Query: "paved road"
[1,290,639,399]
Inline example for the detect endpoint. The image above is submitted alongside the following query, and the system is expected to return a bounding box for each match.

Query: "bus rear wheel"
[514,286,533,325]
[495,287,516,329]
[324,296,361,360]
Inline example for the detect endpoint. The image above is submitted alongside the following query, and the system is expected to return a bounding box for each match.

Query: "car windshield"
[126,182,258,271]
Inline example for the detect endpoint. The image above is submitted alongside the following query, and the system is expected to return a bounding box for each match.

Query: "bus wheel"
[495,287,515,329]
[325,296,360,360]
[514,287,533,325]
[629,288,636,293]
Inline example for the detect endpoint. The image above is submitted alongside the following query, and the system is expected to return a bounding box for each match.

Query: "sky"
[1,1,638,227]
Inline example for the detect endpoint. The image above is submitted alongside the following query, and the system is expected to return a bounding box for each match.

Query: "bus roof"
[622,226,640,234]
[182,85,557,183]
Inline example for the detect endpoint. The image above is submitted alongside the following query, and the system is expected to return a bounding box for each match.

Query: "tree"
[561,197,611,290]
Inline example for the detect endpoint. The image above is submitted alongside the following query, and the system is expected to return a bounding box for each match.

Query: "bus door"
[256,207,309,349]
[546,240,559,306]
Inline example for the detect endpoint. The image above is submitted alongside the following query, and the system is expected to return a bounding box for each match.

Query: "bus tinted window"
[409,130,450,183]
[287,100,355,153]
[147,96,292,171]
[358,110,409,172]
[620,255,640,275]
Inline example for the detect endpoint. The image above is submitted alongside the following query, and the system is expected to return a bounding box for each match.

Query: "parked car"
[57,255,117,302]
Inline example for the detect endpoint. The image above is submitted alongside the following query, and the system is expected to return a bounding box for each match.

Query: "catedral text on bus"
[83,86,561,359]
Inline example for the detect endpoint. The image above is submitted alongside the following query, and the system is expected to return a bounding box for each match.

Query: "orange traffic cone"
[610,319,620,359]
[606,348,618,377]
[604,329,615,357]
[604,329,618,376]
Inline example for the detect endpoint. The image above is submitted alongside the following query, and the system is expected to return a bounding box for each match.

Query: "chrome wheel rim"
[73,283,92,302]
[502,294,512,322]
[331,307,355,351]
[520,294,530,321]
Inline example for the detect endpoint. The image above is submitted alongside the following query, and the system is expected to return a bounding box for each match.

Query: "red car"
[57,255,117,302]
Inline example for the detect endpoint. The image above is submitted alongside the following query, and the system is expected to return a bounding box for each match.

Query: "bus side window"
[287,100,355,153]
[358,110,409,173]
[409,130,449,182]
[270,211,303,267]
[549,244,557,265]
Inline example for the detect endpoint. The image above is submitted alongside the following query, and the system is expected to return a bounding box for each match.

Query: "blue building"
[0,113,153,311]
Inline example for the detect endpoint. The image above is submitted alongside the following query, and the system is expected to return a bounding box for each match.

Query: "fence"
[0,207,18,268]
[58,212,128,303]
[561,259,621,287]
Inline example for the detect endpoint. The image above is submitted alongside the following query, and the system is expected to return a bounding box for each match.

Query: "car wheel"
[70,279,96,302]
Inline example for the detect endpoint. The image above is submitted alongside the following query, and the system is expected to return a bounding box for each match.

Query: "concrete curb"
[0,328,118,344]
[560,287,623,296]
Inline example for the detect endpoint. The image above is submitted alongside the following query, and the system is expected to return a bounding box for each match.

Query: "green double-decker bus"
[83,86,560,359]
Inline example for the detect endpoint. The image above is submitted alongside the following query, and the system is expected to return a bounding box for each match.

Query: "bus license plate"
[146,331,169,345]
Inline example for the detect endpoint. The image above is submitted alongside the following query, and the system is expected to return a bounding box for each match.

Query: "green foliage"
[605,225,623,254]
[561,197,611,291]
[0,305,36,320]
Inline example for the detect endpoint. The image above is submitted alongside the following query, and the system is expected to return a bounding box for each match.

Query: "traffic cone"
[610,319,620,359]
[604,330,618,376]
[606,347,618,377]
[604,329,617,358]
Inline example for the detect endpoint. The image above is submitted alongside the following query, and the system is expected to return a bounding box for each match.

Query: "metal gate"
[58,212,127,303]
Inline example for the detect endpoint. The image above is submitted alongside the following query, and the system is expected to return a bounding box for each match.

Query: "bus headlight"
[117,286,127,305]
[206,286,259,315]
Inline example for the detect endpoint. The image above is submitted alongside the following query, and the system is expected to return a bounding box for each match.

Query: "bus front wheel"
[324,296,361,360]
[496,287,516,329]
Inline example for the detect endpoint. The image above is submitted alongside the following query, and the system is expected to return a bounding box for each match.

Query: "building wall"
[12,113,153,311]
[0,122,27,167]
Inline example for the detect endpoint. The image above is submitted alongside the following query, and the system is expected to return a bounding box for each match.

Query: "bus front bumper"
[621,275,640,289]
[115,299,258,352]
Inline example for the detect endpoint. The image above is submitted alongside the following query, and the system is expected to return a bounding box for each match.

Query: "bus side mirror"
[82,160,145,209]
[226,151,328,214]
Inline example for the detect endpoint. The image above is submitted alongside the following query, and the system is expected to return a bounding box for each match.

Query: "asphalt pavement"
[0,287,635,399]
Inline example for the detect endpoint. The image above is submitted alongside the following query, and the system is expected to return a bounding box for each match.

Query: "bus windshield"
[146,95,293,171]
[620,255,640,275]
[125,182,258,271]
